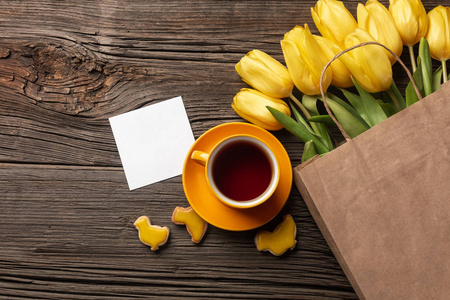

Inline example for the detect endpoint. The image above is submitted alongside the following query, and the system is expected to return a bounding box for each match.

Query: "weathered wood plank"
[0,0,441,166]
[0,164,355,299]
[0,0,443,298]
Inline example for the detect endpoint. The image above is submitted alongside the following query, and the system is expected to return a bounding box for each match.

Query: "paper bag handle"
[319,41,422,141]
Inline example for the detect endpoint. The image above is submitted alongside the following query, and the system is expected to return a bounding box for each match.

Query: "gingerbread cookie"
[133,216,170,251]
[172,206,208,243]
[254,214,297,256]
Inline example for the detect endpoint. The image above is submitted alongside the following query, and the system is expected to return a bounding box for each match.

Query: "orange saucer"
[182,122,292,231]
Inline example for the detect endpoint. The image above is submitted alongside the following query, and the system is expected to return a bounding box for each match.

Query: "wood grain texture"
[0,164,353,299]
[0,0,442,298]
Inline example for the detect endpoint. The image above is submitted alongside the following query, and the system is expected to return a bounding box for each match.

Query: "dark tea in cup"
[211,140,272,201]
[191,135,280,209]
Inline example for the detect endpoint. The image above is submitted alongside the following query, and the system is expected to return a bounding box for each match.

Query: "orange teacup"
[191,134,280,209]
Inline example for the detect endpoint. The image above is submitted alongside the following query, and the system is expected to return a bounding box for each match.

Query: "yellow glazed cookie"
[133,216,170,251]
[172,206,208,243]
[254,214,297,256]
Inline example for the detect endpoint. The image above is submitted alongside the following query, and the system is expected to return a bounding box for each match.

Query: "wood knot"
[0,47,11,58]
[23,42,111,116]
[1,40,149,118]
[32,44,103,81]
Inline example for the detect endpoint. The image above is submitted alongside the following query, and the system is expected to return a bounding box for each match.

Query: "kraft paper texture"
[294,81,450,300]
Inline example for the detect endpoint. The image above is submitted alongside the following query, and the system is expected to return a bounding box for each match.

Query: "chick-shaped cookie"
[254,214,297,256]
[133,216,170,251]
[172,206,207,243]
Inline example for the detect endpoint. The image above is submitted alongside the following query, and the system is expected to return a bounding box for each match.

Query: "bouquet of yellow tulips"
[232,0,449,162]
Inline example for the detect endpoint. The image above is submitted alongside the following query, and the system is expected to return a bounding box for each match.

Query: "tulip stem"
[442,60,448,83]
[289,94,311,119]
[408,45,417,73]
[289,93,325,137]
[387,88,402,111]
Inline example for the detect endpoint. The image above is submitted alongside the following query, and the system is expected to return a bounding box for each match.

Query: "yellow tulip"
[426,6,450,62]
[232,88,291,131]
[235,50,294,98]
[358,0,403,64]
[389,0,428,46]
[314,35,353,88]
[311,0,358,45]
[339,28,393,93]
[281,24,332,95]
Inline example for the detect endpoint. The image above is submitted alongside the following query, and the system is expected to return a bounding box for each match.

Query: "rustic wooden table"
[0,0,441,299]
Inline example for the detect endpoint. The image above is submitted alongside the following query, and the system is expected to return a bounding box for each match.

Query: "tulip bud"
[281,24,332,95]
[311,0,358,45]
[426,6,450,62]
[314,35,353,88]
[232,88,291,131]
[389,0,428,46]
[358,0,403,64]
[339,28,393,93]
[235,50,294,99]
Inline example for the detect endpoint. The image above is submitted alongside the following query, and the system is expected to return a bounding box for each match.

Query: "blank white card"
[109,96,195,190]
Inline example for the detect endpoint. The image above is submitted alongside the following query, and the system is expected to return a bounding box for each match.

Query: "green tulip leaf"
[328,92,370,127]
[322,97,369,138]
[290,102,333,151]
[389,81,406,110]
[301,140,317,163]
[345,79,388,127]
[302,94,322,115]
[289,101,315,135]
[307,115,335,126]
[300,95,334,151]
[339,89,369,123]
[289,94,328,143]
[432,65,443,92]
[267,106,329,154]
[378,102,398,118]
[313,124,333,151]
[419,37,433,96]
[406,61,424,107]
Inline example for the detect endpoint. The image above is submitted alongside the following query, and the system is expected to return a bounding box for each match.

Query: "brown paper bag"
[294,46,450,299]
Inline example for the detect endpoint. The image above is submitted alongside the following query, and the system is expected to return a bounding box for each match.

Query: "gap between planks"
[0,162,124,171]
